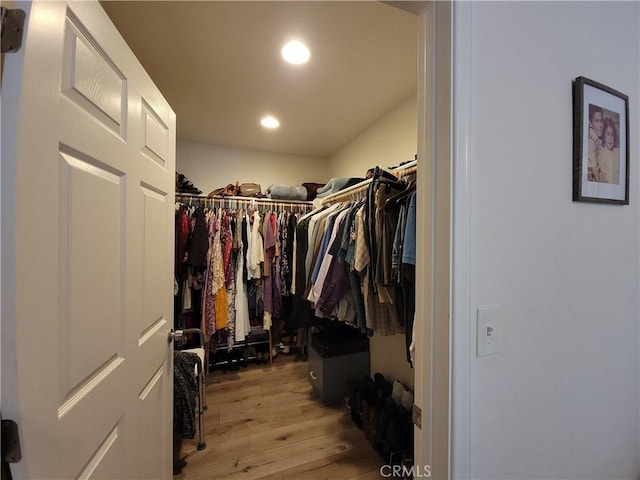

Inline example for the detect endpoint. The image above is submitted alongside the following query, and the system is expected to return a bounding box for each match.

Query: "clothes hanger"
[385,180,416,207]
[373,174,406,195]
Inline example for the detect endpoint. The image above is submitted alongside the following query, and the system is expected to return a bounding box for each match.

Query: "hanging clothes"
[234,210,251,342]
[246,210,264,280]
[289,164,417,356]
[222,213,236,349]
[263,211,276,330]
[402,192,417,365]
[174,196,312,350]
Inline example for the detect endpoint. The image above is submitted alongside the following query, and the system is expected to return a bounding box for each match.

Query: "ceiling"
[101,1,418,158]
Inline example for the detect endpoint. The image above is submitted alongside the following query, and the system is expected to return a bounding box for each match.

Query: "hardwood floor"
[175,353,385,480]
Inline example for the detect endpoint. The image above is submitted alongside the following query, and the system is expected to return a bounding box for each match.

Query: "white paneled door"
[1,1,176,478]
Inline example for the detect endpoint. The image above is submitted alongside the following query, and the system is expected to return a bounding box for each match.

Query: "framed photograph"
[573,76,629,204]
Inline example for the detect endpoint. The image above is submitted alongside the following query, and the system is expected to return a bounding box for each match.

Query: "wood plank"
[188,427,368,480]
[177,354,385,479]
[300,401,346,421]
[280,446,384,480]
[253,473,284,480]
[201,406,310,443]
[187,410,350,466]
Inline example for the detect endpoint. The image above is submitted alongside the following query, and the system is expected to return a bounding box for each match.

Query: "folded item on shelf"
[302,182,326,201]
[267,184,308,201]
[315,177,365,198]
[207,182,238,197]
[239,182,261,196]
[176,173,202,194]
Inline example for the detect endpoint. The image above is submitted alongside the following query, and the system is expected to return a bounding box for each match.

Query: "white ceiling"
[101,1,418,158]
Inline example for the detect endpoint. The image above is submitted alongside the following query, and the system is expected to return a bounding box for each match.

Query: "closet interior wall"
[176,142,330,195]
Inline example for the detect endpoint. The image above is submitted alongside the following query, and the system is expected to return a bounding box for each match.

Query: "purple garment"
[315,254,350,315]
[221,213,233,286]
[272,237,282,317]
[263,212,276,315]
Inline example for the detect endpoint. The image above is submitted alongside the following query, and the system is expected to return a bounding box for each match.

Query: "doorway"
[101,1,452,477]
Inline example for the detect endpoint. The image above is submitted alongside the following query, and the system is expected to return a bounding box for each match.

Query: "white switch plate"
[476,306,500,357]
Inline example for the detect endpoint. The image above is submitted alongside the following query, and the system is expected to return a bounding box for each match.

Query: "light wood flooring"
[175,353,385,480]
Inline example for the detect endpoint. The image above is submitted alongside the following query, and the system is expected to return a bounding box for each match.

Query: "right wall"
[456,2,640,478]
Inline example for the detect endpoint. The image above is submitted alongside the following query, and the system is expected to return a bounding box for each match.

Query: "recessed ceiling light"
[261,116,280,129]
[281,40,310,65]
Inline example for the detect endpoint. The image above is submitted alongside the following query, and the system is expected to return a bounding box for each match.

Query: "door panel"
[141,98,171,166]
[137,363,171,480]
[60,147,125,394]
[141,186,169,344]
[62,9,127,137]
[1,1,176,478]
[78,424,125,480]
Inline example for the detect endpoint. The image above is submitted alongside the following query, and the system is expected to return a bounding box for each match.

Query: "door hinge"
[412,404,422,429]
[1,420,22,464]
[1,7,25,54]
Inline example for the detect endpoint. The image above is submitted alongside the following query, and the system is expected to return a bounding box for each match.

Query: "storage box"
[311,331,369,358]
[308,343,370,403]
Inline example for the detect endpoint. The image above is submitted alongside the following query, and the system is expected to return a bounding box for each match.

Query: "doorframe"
[1,0,21,428]
[414,2,453,478]
[451,2,472,478]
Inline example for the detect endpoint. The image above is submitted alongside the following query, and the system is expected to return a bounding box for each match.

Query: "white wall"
[456,2,640,478]
[329,92,417,390]
[176,142,329,195]
[328,93,417,179]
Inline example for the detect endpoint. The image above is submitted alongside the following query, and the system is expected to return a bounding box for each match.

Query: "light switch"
[476,306,500,357]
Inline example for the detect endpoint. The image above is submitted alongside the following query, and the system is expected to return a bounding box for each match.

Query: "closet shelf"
[213,339,271,351]
[210,327,273,367]
[320,160,417,205]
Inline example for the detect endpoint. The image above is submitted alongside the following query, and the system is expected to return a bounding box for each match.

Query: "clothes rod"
[175,194,313,206]
[319,178,372,205]
[394,159,417,174]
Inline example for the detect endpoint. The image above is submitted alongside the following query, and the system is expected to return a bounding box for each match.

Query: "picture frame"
[573,76,629,204]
